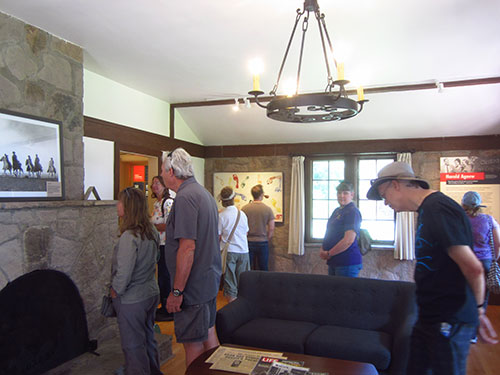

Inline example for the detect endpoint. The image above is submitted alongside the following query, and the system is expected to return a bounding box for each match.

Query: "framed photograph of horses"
[0,110,64,201]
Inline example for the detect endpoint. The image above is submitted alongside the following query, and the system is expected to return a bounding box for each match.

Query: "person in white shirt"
[218,186,250,303]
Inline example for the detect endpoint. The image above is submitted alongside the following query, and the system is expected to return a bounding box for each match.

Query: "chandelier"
[248,0,368,123]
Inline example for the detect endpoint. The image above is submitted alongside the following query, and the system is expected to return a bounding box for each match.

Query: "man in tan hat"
[367,161,498,375]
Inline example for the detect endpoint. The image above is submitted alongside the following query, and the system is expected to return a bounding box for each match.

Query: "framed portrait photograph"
[0,110,64,201]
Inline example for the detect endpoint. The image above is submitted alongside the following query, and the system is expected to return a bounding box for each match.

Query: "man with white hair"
[367,161,497,375]
[161,148,222,367]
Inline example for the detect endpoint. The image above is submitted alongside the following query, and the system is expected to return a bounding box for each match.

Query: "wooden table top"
[185,345,378,375]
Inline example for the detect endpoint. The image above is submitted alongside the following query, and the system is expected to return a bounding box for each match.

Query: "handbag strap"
[222,209,241,252]
[488,215,495,259]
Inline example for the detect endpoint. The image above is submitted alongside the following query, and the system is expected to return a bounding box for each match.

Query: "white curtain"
[288,156,305,255]
[394,153,416,260]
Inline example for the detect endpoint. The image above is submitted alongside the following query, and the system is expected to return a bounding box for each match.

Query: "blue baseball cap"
[461,191,486,208]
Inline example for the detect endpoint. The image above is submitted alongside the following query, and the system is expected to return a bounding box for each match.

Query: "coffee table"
[186,345,378,375]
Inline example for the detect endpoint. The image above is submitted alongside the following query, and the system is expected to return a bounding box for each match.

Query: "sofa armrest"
[216,297,256,344]
[387,307,417,375]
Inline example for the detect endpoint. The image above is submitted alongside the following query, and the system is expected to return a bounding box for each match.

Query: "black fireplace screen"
[0,269,95,374]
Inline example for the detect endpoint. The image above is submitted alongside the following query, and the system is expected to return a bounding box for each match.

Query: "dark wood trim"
[169,106,175,139]
[84,116,500,161]
[205,135,500,158]
[171,76,500,108]
[84,116,205,158]
[113,142,120,199]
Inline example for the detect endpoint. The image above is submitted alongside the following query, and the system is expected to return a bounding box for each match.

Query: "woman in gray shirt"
[111,187,163,375]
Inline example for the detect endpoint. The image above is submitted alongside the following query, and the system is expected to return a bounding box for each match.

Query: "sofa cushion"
[230,318,318,354]
[305,325,392,370]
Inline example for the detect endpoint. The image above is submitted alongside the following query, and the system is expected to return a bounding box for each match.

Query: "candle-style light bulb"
[249,58,264,91]
[337,62,344,81]
[357,86,364,101]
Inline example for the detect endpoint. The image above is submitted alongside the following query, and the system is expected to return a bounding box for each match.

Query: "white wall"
[83,69,206,193]
[175,110,203,145]
[83,137,114,200]
[83,69,202,145]
[192,156,205,187]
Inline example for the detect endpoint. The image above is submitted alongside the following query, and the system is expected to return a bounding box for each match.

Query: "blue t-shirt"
[164,177,222,305]
[415,192,477,324]
[322,202,362,267]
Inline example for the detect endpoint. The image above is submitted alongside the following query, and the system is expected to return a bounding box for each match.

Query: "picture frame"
[0,109,64,201]
[213,172,284,223]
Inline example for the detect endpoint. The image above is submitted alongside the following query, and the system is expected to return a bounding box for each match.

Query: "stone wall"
[205,147,500,282]
[0,200,119,341]
[0,12,119,341]
[0,11,84,199]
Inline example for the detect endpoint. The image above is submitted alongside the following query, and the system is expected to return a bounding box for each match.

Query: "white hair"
[162,148,194,179]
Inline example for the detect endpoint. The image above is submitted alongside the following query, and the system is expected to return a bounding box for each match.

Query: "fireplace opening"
[0,269,96,375]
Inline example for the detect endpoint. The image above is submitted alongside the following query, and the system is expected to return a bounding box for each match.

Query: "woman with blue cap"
[461,191,500,342]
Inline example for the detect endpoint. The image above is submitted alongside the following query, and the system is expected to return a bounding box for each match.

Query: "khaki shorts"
[174,297,217,343]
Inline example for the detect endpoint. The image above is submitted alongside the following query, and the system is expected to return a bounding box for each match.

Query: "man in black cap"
[367,161,498,375]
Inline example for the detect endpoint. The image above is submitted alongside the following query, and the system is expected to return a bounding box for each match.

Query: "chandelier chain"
[271,9,304,96]
[296,11,310,96]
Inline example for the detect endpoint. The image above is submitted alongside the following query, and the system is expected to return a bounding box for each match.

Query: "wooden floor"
[158,293,500,375]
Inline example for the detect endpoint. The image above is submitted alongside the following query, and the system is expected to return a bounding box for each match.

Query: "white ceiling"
[1,0,500,146]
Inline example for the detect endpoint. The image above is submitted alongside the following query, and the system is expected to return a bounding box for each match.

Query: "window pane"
[363,220,395,241]
[313,199,330,219]
[358,200,376,220]
[329,160,345,180]
[377,201,394,220]
[358,179,371,199]
[359,160,376,179]
[313,181,328,199]
[313,161,328,180]
[312,219,327,239]
[329,181,341,199]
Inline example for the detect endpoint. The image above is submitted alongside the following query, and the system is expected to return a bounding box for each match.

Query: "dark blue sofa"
[216,271,417,375]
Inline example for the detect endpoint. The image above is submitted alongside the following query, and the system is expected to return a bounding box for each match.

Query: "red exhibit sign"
[440,172,485,181]
[133,165,145,182]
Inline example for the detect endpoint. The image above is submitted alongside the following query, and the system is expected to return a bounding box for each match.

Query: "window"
[307,155,396,244]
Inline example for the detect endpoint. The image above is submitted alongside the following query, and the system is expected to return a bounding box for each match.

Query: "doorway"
[119,152,158,213]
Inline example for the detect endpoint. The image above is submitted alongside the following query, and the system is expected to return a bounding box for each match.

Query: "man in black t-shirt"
[367,161,497,375]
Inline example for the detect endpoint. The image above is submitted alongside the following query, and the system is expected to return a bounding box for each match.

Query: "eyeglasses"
[378,180,393,200]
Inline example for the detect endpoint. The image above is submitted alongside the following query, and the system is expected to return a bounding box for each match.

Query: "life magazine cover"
[250,356,305,375]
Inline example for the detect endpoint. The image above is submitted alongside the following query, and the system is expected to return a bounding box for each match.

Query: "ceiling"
[1,0,500,146]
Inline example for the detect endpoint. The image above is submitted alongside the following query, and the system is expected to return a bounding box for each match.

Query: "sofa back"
[238,271,416,334]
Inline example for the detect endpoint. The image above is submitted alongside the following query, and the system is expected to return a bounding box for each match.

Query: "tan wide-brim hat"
[366,161,430,200]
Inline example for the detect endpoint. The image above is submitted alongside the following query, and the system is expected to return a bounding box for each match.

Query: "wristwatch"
[172,288,184,297]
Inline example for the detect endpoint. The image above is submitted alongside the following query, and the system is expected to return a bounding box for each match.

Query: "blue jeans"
[248,241,269,271]
[407,320,476,375]
[328,264,362,277]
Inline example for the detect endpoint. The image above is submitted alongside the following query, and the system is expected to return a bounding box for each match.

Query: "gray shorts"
[174,297,217,343]
[224,252,250,298]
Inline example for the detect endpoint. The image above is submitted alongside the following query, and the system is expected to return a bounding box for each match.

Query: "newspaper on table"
[266,361,310,375]
[250,356,305,375]
[207,346,286,374]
